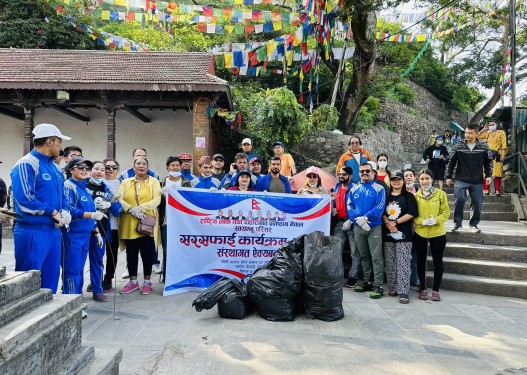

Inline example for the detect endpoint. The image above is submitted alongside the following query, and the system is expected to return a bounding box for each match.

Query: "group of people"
[7,119,498,310]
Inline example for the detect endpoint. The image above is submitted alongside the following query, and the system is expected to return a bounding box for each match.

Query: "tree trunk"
[338,8,378,134]
[470,17,509,124]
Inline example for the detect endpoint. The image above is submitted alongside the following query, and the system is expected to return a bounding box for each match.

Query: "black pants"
[124,236,154,278]
[413,233,446,292]
[103,230,119,284]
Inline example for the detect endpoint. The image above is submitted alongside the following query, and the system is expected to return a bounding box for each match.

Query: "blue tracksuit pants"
[14,225,61,293]
[63,231,90,294]
[88,235,105,294]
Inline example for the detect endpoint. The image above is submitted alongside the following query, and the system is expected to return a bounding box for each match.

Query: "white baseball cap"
[33,123,71,140]
[367,160,378,171]
[242,138,252,145]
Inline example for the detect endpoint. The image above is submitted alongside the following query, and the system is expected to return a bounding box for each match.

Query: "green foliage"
[310,104,340,131]
[249,87,309,148]
[0,0,102,49]
[354,96,382,131]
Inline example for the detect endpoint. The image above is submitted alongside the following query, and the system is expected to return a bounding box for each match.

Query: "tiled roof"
[0,49,228,92]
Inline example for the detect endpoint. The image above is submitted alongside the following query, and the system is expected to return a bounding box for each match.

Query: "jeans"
[454,180,483,226]
[333,220,363,280]
[354,225,383,287]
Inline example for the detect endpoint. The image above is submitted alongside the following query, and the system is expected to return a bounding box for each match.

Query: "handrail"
[516,152,527,198]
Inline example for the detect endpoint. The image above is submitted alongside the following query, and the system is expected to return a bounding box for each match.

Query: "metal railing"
[517,152,527,198]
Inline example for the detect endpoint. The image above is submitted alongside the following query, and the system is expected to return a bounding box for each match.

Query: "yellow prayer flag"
[273,21,282,31]
[225,25,235,34]
[115,0,126,5]
[267,41,276,56]
[101,10,111,21]
[286,51,293,66]
[224,53,233,68]
[234,0,243,4]
[416,35,426,42]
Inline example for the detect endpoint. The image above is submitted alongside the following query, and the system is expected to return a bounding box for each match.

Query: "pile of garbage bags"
[192,231,344,322]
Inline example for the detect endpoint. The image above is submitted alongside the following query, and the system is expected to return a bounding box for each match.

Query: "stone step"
[0,289,53,327]
[428,257,527,280]
[427,272,527,299]
[59,346,95,375]
[77,347,123,375]
[446,194,512,204]
[0,271,43,309]
[447,202,515,212]
[445,242,527,263]
[446,229,527,247]
[448,211,518,221]
[0,266,5,278]
[0,294,82,375]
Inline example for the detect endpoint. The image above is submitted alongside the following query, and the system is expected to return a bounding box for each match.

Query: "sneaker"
[86,284,92,292]
[81,310,88,319]
[468,225,481,233]
[354,281,373,293]
[370,286,384,299]
[122,269,129,279]
[152,264,162,274]
[102,282,112,293]
[451,224,462,232]
[120,281,139,294]
[344,278,357,288]
[140,282,153,295]
[93,293,108,303]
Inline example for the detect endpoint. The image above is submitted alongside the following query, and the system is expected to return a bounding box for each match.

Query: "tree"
[0,0,102,49]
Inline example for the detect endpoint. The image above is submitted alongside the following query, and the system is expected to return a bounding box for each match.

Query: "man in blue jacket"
[10,123,72,293]
[344,162,386,299]
[255,157,291,193]
[191,156,221,189]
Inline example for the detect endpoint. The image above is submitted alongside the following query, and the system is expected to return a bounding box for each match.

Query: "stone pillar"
[106,108,116,159]
[23,107,34,155]
[192,96,211,172]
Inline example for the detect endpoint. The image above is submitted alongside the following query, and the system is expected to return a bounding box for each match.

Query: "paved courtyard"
[1,230,526,375]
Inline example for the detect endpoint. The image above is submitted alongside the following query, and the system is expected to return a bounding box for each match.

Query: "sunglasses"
[359,170,371,174]
[307,174,318,179]
[105,165,118,170]
[74,165,92,171]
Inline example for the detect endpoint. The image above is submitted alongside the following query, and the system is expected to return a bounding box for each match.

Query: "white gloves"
[209,187,218,191]
[52,211,64,227]
[91,211,108,221]
[355,216,368,227]
[129,206,144,219]
[360,222,371,232]
[422,216,437,226]
[342,219,352,231]
[60,210,72,225]
[96,200,111,210]
[331,208,338,216]
[161,185,170,194]
[95,233,104,248]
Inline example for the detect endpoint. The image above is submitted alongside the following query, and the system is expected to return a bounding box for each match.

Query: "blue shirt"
[255,174,291,193]
[11,149,68,226]
[346,180,386,227]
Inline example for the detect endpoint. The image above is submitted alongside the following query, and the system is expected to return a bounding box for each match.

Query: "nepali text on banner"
[163,188,331,296]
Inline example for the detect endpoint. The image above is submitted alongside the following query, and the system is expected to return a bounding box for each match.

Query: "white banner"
[163,188,330,296]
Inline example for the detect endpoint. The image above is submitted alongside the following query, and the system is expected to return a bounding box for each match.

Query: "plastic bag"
[302,231,344,321]
[252,298,296,321]
[192,277,238,312]
[217,284,250,319]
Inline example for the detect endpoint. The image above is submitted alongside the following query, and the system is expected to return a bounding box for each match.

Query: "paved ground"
[1,221,526,375]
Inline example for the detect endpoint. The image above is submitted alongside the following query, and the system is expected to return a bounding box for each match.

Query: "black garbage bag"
[192,277,239,312]
[283,235,305,254]
[302,231,344,321]
[217,282,251,319]
[247,243,305,321]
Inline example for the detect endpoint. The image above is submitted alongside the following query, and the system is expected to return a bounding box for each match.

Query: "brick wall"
[192,96,212,172]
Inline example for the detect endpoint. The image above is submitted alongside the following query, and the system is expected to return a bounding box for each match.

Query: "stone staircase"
[0,268,122,375]
[427,225,527,299]
[444,189,519,221]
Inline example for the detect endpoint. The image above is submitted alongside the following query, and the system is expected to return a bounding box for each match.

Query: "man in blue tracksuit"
[255,157,292,193]
[191,156,221,189]
[345,162,386,299]
[10,123,72,293]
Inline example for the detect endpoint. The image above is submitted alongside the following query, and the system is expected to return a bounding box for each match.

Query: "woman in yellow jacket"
[413,169,450,302]
[118,156,161,295]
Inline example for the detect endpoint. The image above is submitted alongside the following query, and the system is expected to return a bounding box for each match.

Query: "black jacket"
[445,139,493,184]
[423,144,448,170]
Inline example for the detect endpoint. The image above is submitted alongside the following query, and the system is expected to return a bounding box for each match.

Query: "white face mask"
[378,161,388,168]
[90,177,103,184]
[436,140,443,145]
[239,182,249,189]
[201,173,212,179]
[406,183,414,188]
[489,125,497,131]
[422,185,432,191]
[169,171,181,178]
[308,182,318,188]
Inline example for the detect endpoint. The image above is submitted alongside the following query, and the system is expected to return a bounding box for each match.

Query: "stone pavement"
[1,221,526,375]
